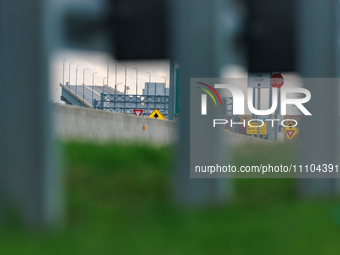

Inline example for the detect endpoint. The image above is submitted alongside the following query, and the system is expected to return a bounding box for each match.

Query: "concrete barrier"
[54,104,273,145]
[224,131,273,146]
[54,104,178,144]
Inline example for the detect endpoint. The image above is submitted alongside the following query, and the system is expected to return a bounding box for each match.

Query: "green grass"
[1,141,340,255]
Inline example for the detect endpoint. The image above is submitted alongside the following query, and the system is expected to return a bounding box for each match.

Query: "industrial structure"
[60,81,170,117]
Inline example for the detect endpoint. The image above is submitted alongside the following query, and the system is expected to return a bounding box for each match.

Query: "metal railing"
[94,93,169,117]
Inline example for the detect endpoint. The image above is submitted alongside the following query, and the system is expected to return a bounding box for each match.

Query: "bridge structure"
[60,83,169,118]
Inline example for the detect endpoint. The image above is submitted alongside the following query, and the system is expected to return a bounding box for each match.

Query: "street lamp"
[113,61,117,91]
[62,59,67,86]
[68,61,74,88]
[146,72,151,95]
[146,71,151,82]
[161,76,166,95]
[116,82,123,93]
[75,65,81,96]
[133,68,138,96]
[103,77,107,91]
[92,72,97,107]
[105,59,109,87]
[82,68,88,103]
[122,64,127,94]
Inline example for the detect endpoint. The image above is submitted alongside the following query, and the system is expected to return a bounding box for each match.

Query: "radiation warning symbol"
[281,122,299,140]
[148,109,165,120]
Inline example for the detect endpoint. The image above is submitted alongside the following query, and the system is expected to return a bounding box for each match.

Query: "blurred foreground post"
[297,0,340,197]
[0,0,63,227]
[168,59,175,121]
[171,0,234,206]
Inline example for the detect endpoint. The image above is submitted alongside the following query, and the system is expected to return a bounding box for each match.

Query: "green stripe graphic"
[197,87,217,106]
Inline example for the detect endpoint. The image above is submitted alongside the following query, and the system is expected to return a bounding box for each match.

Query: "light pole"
[102,77,107,111]
[75,65,81,96]
[122,64,127,94]
[116,82,122,93]
[133,68,138,96]
[68,61,73,88]
[161,76,166,95]
[113,61,117,92]
[106,59,109,87]
[63,59,67,86]
[146,71,151,82]
[92,72,97,107]
[146,71,151,95]
[161,76,166,113]
[103,77,107,91]
[82,68,88,103]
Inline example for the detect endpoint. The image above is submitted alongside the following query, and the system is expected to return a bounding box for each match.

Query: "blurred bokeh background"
[1,0,340,254]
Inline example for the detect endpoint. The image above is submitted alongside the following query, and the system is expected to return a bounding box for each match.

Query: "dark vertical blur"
[0,0,63,228]
[246,0,296,72]
[108,0,168,60]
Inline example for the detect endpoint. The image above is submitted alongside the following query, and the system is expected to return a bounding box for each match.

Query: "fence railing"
[94,93,169,117]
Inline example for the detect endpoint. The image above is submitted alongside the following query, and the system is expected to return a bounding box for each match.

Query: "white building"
[143,82,169,96]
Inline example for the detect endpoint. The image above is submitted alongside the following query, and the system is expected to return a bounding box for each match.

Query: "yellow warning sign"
[281,122,299,140]
[148,109,165,120]
[247,122,267,135]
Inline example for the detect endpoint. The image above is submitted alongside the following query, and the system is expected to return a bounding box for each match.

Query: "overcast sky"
[50,49,307,115]
[50,49,170,103]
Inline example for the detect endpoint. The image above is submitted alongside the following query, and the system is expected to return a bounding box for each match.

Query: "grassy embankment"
[1,141,340,254]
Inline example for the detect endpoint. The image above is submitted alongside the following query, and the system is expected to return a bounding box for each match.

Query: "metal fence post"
[268,86,273,140]
[252,87,256,137]
[171,0,235,206]
[297,0,340,197]
[168,59,175,120]
[0,0,63,227]
[257,88,261,137]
